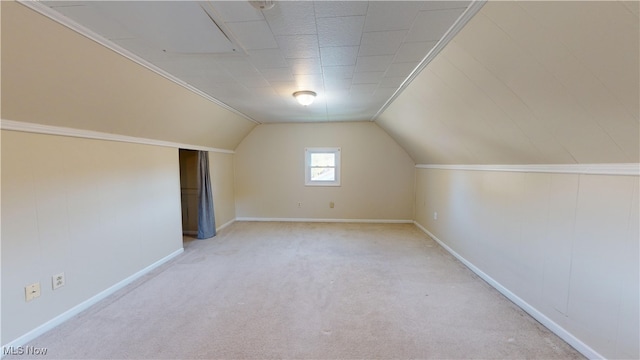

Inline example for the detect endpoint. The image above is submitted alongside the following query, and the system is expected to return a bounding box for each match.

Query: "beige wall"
[1,1,256,150]
[209,151,236,229]
[1,130,184,345]
[235,122,414,220]
[415,168,639,359]
[1,3,242,344]
[377,1,639,165]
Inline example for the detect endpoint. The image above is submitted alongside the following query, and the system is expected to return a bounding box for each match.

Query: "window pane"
[310,153,335,167]
[310,167,335,181]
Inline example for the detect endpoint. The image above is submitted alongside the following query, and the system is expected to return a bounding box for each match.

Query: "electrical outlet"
[52,272,65,290]
[298,202,302,208]
[25,282,41,302]
[433,212,438,220]
[329,201,334,208]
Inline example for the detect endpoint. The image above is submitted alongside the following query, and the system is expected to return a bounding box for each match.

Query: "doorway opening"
[179,149,198,245]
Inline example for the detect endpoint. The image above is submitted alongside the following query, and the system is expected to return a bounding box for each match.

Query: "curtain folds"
[197,151,216,239]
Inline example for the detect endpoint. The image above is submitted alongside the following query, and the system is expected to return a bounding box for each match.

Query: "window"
[305,147,341,186]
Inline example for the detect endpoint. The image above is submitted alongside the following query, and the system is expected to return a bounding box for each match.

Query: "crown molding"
[371,0,487,121]
[415,163,640,176]
[1,119,235,154]
[16,0,260,125]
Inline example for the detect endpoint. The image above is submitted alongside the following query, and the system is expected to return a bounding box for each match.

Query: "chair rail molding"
[415,163,640,176]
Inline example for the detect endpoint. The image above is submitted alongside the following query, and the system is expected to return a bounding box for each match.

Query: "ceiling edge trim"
[371,0,487,121]
[17,0,261,125]
[0,119,235,154]
[416,163,640,176]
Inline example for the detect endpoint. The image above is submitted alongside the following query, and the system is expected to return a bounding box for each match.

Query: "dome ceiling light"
[293,91,317,106]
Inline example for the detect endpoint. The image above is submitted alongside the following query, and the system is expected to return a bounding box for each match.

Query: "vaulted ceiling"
[2,1,639,164]
[35,0,477,123]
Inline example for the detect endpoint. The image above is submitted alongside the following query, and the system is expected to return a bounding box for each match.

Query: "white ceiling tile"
[373,87,398,99]
[248,87,278,97]
[350,83,378,96]
[217,58,262,77]
[324,78,352,91]
[313,1,369,18]
[379,76,406,88]
[322,65,355,79]
[320,46,359,66]
[420,1,471,11]
[154,55,231,79]
[269,81,299,96]
[91,2,235,53]
[209,1,264,22]
[274,105,329,122]
[260,68,295,82]
[385,62,417,78]
[226,21,278,50]
[235,76,271,88]
[359,30,407,56]
[180,76,222,91]
[353,71,385,84]
[48,4,133,40]
[44,0,467,124]
[276,35,320,59]
[264,2,317,36]
[288,58,323,75]
[202,82,250,98]
[248,49,289,69]
[317,16,365,47]
[406,9,465,42]
[364,2,422,32]
[113,38,171,62]
[355,55,394,72]
[324,88,351,102]
[293,74,325,89]
[394,41,437,63]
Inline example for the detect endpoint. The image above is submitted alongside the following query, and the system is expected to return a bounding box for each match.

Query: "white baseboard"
[182,219,235,238]
[236,217,413,224]
[412,221,603,360]
[216,218,236,232]
[1,248,184,352]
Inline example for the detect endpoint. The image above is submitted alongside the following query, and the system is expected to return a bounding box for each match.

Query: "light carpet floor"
[10,222,584,359]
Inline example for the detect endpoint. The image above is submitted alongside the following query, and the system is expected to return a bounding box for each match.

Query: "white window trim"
[305,147,341,186]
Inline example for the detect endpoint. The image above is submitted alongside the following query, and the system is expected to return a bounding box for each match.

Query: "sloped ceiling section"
[1,1,256,150]
[377,1,639,165]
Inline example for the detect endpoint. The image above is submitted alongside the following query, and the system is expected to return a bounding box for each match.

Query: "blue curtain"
[197,151,216,239]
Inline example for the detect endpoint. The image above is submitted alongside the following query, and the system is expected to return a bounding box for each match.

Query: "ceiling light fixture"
[249,1,275,10]
[293,90,317,106]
